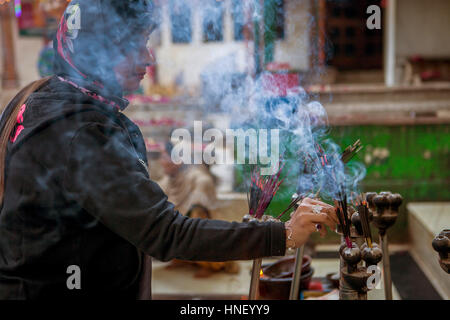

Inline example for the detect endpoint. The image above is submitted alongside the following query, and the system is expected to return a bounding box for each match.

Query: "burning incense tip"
[345,238,353,248]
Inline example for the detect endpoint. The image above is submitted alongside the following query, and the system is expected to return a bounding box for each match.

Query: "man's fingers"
[307,212,336,230]
[307,224,317,234]
[303,198,333,209]
[318,224,328,237]
[302,199,338,224]
[300,203,339,225]
[299,211,335,230]
[319,207,339,224]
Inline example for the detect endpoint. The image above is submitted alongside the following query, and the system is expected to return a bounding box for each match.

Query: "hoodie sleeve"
[63,122,286,262]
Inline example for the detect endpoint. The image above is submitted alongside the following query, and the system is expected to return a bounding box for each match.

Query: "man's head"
[54,0,159,95]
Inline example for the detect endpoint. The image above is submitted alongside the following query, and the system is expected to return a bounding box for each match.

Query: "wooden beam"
[1,1,19,89]
[317,0,326,67]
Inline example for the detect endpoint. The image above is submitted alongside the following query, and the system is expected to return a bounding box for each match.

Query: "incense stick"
[276,195,302,220]
[357,200,372,248]
[246,162,284,300]
[248,163,284,219]
[341,139,363,164]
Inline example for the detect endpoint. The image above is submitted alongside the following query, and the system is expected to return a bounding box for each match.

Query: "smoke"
[190,1,366,202]
[53,0,366,202]
[211,71,366,202]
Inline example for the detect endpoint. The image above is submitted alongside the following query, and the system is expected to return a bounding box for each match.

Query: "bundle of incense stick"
[278,140,364,233]
[309,144,351,246]
[276,195,302,219]
[246,163,284,300]
[336,190,352,248]
[319,141,363,248]
[341,139,363,164]
[356,195,373,248]
[277,157,313,220]
[247,163,284,220]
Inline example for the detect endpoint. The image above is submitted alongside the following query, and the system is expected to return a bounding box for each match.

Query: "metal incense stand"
[432,229,450,274]
[244,214,278,300]
[338,210,382,300]
[366,192,403,300]
[288,193,304,300]
[338,225,363,300]
[249,258,262,300]
[289,246,305,300]
[339,241,383,300]
[243,214,262,300]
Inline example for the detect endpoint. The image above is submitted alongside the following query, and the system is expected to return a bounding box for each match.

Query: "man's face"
[113,35,154,92]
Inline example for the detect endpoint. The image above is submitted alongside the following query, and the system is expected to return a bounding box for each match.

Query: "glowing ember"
[259,269,267,279]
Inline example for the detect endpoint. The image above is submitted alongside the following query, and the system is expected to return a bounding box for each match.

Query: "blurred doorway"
[325,0,383,70]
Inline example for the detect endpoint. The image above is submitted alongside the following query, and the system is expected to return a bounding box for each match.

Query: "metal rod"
[384,0,397,86]
[289,245,305,300]
[339,277,361,300]
[248,258,262,300]
[380,233,393,300]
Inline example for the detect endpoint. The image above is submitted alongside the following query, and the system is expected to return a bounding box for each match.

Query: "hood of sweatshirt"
[2,77,123,153]
[53,0,159,100]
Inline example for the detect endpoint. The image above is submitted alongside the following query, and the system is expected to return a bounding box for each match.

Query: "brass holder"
[337,205,382,300]
[244,214,278,300]
[366,191,403,300]
[432,229,450,274]
[288,193,304,300]
[289,245,305,300]
[339,240,382,300]
[337,209,361,300]
[337,224,362,300]
[249,258,263,300]
[243,214,261,300]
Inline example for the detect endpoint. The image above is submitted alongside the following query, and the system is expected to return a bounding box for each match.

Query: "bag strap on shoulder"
[0,77,51,204]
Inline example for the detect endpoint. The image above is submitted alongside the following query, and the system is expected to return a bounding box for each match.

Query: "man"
[158,142,240,277]
[158,142,217,216]
[0,0,337,299]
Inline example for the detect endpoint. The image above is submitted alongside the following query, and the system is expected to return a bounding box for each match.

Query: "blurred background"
[0,0,449,299]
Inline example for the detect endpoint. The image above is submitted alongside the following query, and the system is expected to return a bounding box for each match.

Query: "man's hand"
[284,198,338,249]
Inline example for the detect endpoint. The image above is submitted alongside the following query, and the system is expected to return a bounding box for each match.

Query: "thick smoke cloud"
[55,0,365,203]
[194,1,366,202]
[213,72,366,202]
